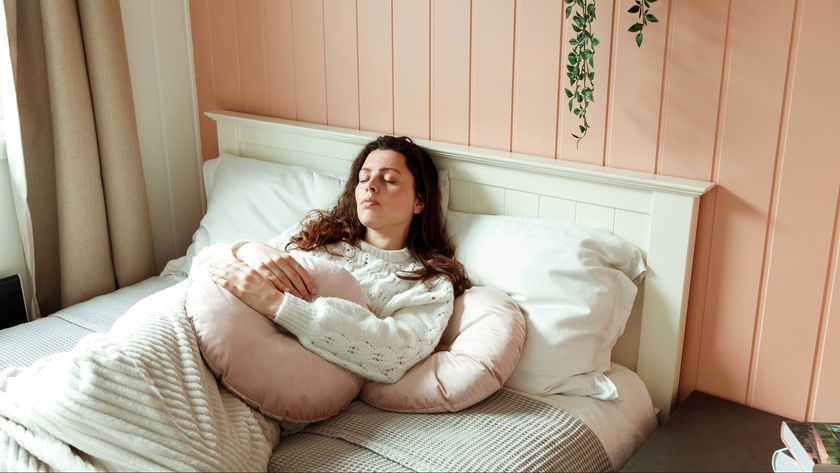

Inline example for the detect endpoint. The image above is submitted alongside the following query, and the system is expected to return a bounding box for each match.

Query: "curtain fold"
[4,0,155,316]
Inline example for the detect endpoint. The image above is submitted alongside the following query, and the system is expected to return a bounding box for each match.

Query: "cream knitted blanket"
[0,280,278,472]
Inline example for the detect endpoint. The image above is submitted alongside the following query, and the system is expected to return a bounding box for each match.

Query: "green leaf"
[564,88,573,98]
[580,49,593,59]
[635,32,644,47]
[582,87,592,97]
[588,72,595,80]
[628,23,643,32]
[588,56,594,67]
[573,108,581,116]
[579,125,587,133]
[592,37,600,46]
[565,5,572,18]
[587,3,595,14]
[646,14,659,22]
[628,5,640,13]
[576,0,583,6]
[568,53,578,65]
[572,134,581,139]
[572,24,581,33]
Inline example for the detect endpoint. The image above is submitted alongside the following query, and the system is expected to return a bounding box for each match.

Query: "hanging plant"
[564,0,659,147]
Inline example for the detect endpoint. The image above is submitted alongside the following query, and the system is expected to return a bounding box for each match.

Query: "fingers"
[273,255,317,301]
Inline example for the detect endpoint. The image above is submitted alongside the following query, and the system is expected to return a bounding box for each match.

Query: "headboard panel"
[207,110,714,420]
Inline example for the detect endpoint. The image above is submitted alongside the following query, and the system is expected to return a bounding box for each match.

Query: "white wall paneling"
[120,0,203,272]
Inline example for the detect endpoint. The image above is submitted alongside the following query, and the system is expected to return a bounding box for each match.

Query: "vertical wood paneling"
[265,0,296,120]
[750,0,840,420]
[696,0,795,404]
[291,0,327,124]
[190,0,218,160]
[323,0,359,129]
[658,0,727,180]
[557,0,613,165]
[208,0,241,111]
[605,0,671,172]
[510,0,561,157]
[431,0,470,144]
[235,0,268,116]
[812,197,840,421]
[393,0,430,138]
[470,0,515,151]
[357,0,393,134]
[124,0,175,270]
[124,0,202,270]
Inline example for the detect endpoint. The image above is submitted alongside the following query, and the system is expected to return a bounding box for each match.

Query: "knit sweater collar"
[358,239,412,263]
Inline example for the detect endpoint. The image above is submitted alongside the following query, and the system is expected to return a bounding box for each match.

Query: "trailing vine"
[564,0,659,147]
[564,0,598,148]
[628,0,659,47]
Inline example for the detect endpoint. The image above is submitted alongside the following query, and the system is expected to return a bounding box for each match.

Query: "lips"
[361,198,378,208]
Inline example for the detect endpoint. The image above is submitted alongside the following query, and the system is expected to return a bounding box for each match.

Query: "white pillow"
[162,153,449,277]
[445,211,646,400]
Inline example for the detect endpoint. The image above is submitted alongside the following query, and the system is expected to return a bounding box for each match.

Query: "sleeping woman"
[207,135,471,383]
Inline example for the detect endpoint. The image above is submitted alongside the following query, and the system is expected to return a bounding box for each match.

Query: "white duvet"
[0,280,279,472]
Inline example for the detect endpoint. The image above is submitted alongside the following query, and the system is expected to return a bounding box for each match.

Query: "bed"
[0,110,713,471]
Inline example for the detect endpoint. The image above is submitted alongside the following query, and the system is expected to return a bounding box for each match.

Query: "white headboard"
[206,110,714,420]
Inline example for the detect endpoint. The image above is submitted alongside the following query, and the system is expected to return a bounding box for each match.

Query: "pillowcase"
[163,153,450,277]
[360,286,526,413]
[186,244,368,423]
[445,211,646,400]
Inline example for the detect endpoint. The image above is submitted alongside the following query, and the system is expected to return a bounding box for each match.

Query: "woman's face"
[355,149,424,240]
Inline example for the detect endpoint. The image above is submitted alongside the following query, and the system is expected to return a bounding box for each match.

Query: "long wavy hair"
[287,135,471,296]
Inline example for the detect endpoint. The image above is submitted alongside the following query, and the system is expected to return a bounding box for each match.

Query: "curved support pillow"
[361,286,526,413]
[186,246,368,423]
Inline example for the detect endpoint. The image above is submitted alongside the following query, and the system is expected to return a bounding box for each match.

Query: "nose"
[364,177,378,194]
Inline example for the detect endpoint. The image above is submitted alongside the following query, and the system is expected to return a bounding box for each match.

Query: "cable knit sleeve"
[273,277,455,383]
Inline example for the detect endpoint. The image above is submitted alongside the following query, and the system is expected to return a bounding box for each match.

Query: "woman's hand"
[235,242,317,301]
[208,260,285,319]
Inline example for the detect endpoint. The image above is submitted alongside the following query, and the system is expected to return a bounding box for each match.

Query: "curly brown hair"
[286,135,471,296]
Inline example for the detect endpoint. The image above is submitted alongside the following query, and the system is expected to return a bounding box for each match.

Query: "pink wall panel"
[749,0,840,420]
[291,0,326,124]
[469,0,514,151]
[265,0,296,120]
[189,0,219,160]
[235,0,269,116]
[557,0,613,165]
[605,0,670,172]
[207,0,242,112]
[357,0,393,134]
[812,198,840,422]
[658,0,727,180]
[393,0,430,139]
[510,0,561,158]
[187,0,840,420]
[696,0,795,404]
[430,0,470,145]
[324,0,359,129]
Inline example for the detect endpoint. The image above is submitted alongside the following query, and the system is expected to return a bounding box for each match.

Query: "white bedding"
[513,362,659,469]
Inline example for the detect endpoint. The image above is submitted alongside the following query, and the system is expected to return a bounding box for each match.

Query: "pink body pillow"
[361,286,526,413]
[186,247,368,423]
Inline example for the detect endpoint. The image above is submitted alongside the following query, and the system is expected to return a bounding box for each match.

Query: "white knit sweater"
[262,230,455,384]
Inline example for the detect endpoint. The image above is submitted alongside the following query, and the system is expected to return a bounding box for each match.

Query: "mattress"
[512,362,659,468]
[0,275,183,371]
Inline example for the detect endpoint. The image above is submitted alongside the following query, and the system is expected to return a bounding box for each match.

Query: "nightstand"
[621,391,788,472]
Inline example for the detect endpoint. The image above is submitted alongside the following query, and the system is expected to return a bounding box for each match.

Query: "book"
[781,421,840,472]
[773,448,803,472]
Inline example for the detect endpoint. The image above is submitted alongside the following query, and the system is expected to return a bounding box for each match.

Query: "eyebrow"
[360,167,403,174]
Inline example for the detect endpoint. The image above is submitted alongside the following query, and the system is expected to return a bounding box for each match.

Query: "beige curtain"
[4,0,154,316]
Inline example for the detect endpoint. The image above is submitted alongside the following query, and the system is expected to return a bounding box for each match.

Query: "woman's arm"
[274,278,455,383]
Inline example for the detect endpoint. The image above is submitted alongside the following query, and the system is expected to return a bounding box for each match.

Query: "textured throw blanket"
[0,280,279,472]
[271,389,613,472]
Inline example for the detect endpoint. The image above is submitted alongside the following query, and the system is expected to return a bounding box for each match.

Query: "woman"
[208,136,470,383]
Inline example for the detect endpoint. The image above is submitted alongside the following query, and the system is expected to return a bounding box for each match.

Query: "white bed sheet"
[510,362,658,469]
